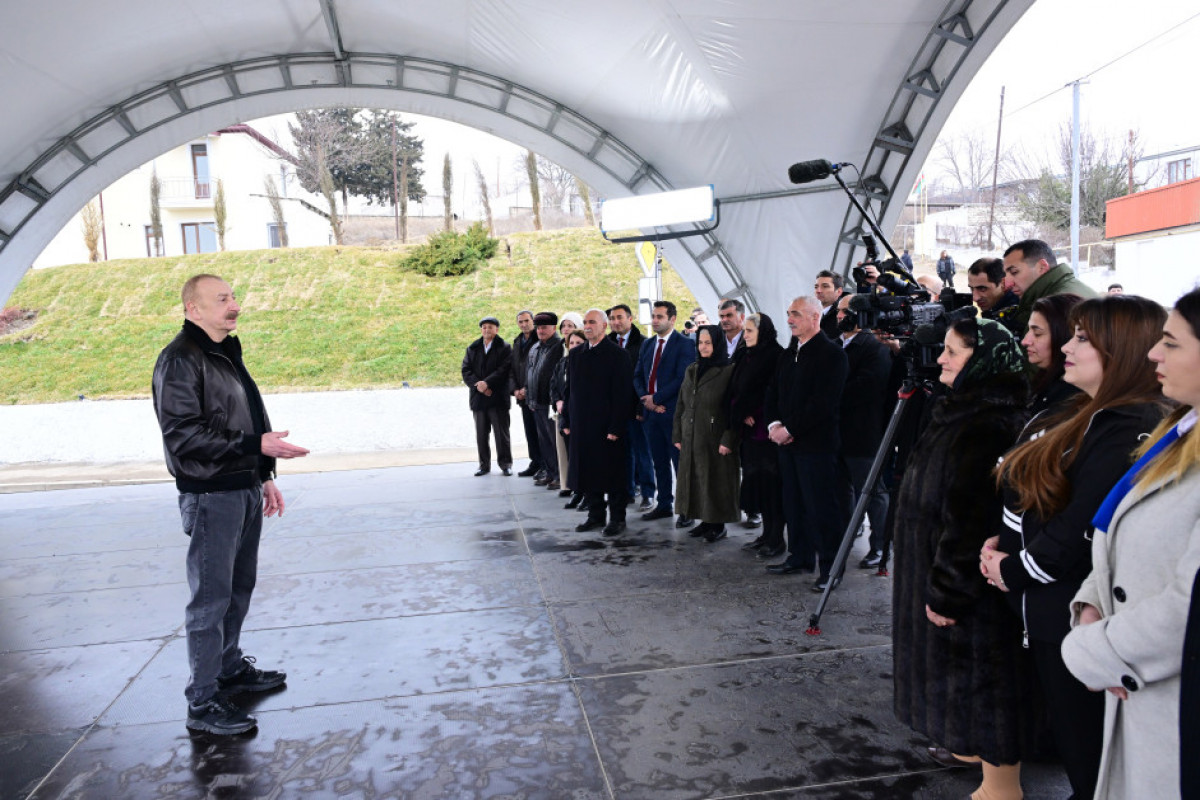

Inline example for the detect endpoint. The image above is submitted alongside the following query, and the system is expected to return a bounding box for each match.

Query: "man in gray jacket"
[153,273,309,735]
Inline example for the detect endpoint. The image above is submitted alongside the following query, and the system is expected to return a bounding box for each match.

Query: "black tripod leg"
[807,392,912,634]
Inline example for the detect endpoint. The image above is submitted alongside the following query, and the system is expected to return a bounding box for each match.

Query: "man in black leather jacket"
[152,273,309,736]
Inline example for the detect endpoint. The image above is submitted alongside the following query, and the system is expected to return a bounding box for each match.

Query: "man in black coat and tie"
[461,315,513,476]
[608,303,656,509]
[510,310,545,478]
[563,308,634,536]
[834,294,893,568]
[526,311,564,489]
[765,295,849,591]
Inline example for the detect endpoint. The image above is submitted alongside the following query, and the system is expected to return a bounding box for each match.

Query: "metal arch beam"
[827,0,1016,277]
[0,51,753,309]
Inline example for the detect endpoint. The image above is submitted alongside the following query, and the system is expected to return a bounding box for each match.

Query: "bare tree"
[318,157,344,244]
[149,168,163,256]
[535,156,577,212]
[80,200,102,262]
[263,176,288,247]
[399,154,410,242]
[473,159,494,236]
[442,153,454,231]
[213,179,228,251]
[936,129,1009,202]
[525,150,542,231]
[575,175,595,225]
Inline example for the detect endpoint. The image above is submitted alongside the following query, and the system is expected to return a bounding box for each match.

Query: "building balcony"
[158,177,213,208]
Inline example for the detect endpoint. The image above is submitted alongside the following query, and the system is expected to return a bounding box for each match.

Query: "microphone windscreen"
[787,159,832,184]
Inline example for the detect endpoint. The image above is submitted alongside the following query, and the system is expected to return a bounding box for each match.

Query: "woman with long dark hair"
[1022,292,1084,416]
[673,325,740,542]
[892,316,1033,800]
[727,313,786,556]
[1061,288,1200,799]
[983,294,1170,800]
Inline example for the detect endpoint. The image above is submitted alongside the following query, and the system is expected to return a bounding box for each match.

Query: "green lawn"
[0,228,697,404]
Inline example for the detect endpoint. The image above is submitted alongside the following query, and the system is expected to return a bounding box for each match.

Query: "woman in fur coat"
[892,316,1034,800]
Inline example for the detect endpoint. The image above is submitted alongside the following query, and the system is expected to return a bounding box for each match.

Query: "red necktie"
[619,335,626,348]
[648,338,665,394]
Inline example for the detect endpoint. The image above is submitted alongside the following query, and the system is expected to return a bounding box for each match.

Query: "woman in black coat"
[892,316,1033,800]
[727,313,785,556]
[984,295,1170,800]
[1022,292,1084,416]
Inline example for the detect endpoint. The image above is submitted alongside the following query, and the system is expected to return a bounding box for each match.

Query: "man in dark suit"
[717,298,746,358]
[510,310,545,478]
[563,308,633,536]
[765,295,849,591]
[461,315,513,476]
[815,270,847,339]
[608,304,656,510]
[834,294,892,568]
[635,300,697,527]
[526,311,563,489]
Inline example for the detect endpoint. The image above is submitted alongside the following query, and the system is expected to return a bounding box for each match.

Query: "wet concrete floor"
[0,463,1070,799]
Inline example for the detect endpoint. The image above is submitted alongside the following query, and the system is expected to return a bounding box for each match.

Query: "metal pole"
[1070,81,1081,276]
[986,86,1005,250]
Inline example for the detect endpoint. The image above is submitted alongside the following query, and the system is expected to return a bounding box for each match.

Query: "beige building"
[34,121,332,268]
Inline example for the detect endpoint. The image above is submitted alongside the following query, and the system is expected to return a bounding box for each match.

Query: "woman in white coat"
[1061,287,1200,800]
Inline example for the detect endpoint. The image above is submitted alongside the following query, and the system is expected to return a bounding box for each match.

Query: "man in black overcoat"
[461,315,513,476]
[563,308,633,536]
[510,310,544,477]
[834,294,893,568]
[765,295,849,591]
[608,303,655,508]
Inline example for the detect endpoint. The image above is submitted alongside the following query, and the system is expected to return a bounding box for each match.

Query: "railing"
[158,177,211,201]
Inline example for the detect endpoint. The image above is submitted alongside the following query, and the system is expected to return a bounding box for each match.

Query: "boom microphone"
[787,159,847,184]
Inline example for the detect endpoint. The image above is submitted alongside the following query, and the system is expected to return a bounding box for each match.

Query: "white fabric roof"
[0,0,1033,310]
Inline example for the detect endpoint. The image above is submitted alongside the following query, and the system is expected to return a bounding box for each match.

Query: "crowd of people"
[460,237,1200,799]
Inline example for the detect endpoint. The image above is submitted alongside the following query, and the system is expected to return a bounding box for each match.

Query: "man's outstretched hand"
[261,430,310,459]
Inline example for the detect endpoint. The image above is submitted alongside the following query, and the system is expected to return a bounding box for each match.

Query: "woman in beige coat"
[1062,288,1200,800]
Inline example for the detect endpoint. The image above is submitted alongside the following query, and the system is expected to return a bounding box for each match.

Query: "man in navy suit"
[635,300,697,527]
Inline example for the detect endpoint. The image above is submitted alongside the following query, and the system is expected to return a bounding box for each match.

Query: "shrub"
[401,222,498,277]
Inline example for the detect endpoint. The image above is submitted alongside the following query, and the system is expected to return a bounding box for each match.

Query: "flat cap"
[479,316,500,327]
[532,311,558,326]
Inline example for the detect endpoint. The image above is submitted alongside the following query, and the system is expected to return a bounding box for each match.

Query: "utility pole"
[1070,80,1084,276]
[392,119,400,241]
[986,86,1005,250]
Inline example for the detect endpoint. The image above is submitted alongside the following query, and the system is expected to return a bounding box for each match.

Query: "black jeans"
[518,401,544,470]
[473,406,512,470]
[180,486,263,704]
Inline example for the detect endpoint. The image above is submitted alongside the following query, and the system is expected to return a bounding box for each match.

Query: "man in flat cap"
[462,315,513,476]
[526,312,564,489]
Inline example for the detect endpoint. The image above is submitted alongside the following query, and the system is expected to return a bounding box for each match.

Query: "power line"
[1005,10,1200,119]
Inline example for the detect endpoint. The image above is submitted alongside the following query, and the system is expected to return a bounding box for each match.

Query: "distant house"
[34,121,333,268]
[1105,175,1200,305]
[1134,145,1200,191]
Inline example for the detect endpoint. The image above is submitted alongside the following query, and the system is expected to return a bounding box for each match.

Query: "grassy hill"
[0,228,698,405]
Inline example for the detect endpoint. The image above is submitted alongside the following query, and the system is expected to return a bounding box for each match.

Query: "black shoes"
[766,561,812,575]
[501,467,513,476]
[859,550,883,569]
[576,518,605,532]
[474,468,490,477]
[558,488,573,497]
[564,493,583,509]
[517,465,539,477]
[742,536,765,551]
[688,521,708,537]
[603,521,626,536]
[675,515,694,528]
[757,544,786,559]
[811,575,842,593]
[534,476,551,486]
[742,513,762,528]
[642,506,673,521]
[186,695,256,735]
[926,746,976,768]
[217,656,287,695]
[703,525,727,543]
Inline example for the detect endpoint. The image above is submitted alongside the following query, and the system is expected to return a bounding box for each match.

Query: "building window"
[145,225,163,257]
[1167,158,1193,184]
[181,222,218,254]
[191,144,211,199]
[268,223,287,248]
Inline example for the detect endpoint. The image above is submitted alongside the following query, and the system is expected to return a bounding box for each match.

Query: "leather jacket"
[152,321,274,492]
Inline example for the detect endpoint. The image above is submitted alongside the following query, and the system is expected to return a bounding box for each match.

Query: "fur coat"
[892,372,1036,765]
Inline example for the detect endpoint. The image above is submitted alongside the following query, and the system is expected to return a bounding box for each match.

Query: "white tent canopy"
[0,0,1033,311]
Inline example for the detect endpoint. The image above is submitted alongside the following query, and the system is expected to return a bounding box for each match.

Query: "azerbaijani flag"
[909,173,925,199]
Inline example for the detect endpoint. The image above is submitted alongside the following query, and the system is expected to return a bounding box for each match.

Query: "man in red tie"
[634,300,697,527]
[608,304,656,510]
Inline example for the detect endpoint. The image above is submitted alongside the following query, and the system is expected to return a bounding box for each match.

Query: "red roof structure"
[1107,177,1200,239]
